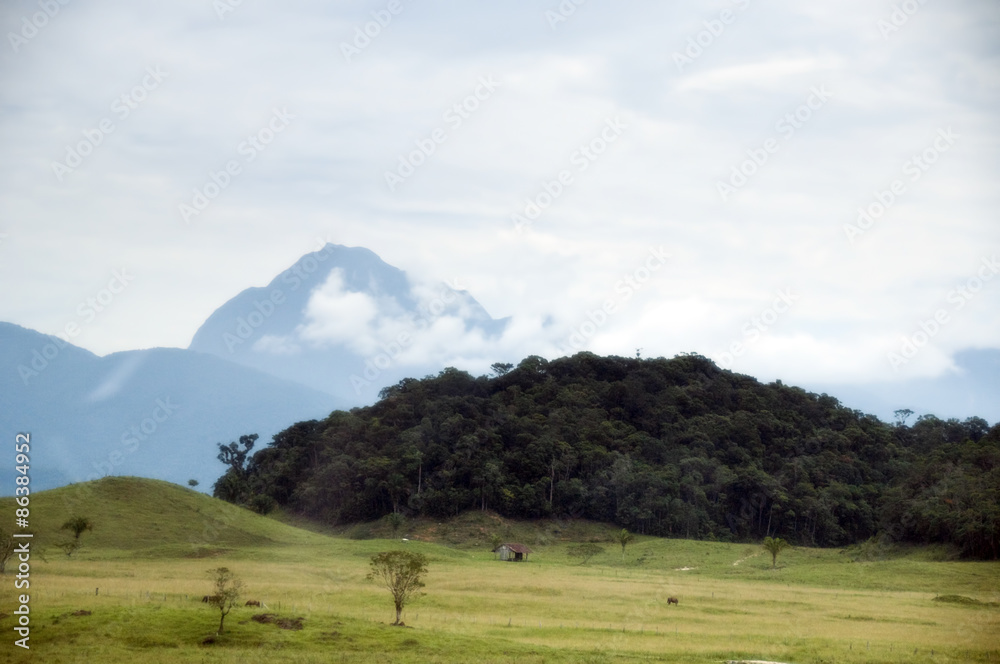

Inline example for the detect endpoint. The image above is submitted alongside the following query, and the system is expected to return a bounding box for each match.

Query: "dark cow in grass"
[667,597,679,605]
[245,599,261,607]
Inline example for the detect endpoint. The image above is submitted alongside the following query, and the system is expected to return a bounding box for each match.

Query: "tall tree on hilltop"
[217,434,258,477]
[214,433,258,503]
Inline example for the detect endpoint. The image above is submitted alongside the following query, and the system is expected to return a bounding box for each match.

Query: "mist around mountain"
[0,244,512,495]
[187,243,999,426]
[3,244,996,500]
[0,322,335,492]
[188,243,509,406]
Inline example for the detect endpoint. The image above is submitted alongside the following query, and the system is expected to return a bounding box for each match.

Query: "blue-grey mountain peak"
[189,244,509,405]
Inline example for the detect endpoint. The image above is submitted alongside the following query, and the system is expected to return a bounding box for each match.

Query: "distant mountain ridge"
[0,244,511,495]
[188,243,509,405]
[0,322,336,493]
[3,244,996,499]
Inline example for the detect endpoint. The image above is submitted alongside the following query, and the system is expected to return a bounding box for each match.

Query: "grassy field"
[1,478,998,663]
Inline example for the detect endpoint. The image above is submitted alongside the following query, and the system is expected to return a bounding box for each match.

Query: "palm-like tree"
[614,528,634,562]
[762,536,790,569]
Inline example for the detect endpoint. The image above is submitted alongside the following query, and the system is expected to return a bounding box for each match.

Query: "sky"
[1,0,998,397]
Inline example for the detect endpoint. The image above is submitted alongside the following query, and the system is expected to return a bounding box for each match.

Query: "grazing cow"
[202,595,221,603]
[667,597,679,605]
[245,599,261,607]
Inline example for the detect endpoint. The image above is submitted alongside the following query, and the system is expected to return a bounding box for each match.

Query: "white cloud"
[0,0,996,399]
[298,269,379,348]
[677,57,843,92]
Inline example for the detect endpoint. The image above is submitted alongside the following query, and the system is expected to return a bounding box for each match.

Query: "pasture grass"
[1,477,997,663]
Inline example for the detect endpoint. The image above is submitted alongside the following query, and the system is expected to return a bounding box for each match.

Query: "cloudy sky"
[1,0,998,396]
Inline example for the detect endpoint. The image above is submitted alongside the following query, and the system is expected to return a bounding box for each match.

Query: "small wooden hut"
[494,543,533,562]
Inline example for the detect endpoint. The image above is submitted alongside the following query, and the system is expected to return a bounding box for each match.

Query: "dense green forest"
[214,353,1000,559]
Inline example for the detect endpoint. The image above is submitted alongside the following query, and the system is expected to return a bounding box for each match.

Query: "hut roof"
[495,543,533,554]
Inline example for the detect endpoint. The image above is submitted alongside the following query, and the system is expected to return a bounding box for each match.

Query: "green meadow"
[1,478,997,663]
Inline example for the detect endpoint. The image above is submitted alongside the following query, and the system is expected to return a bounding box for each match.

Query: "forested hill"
[215,353,1000,559]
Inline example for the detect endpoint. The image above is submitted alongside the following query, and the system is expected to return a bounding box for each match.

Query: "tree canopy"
[367,550,428,625]
[214,352,1000,559]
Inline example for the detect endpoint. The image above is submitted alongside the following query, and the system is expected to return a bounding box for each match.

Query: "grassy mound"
[0,476,330,555]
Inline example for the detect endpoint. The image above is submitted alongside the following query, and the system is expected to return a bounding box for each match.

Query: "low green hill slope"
[0,476,331,555]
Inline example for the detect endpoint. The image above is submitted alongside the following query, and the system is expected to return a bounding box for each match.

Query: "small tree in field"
[567,543,604,565]
[207,567,244,634]
[59,516,93,556]
[762,537,790,569]
[62,516,93,541]
[613,529,634,562]
[367,551,428,625]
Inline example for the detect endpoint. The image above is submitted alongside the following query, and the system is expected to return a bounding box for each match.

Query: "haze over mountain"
[187,244,999,425]
[188,243,510,406]
[0,322,335,492]
[2,244,996,497]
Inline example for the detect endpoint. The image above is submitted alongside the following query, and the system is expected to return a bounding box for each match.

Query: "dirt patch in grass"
[184,547,232,558]
[932,594,999,608]
[251,612,305,630]
[52,610,92,624]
